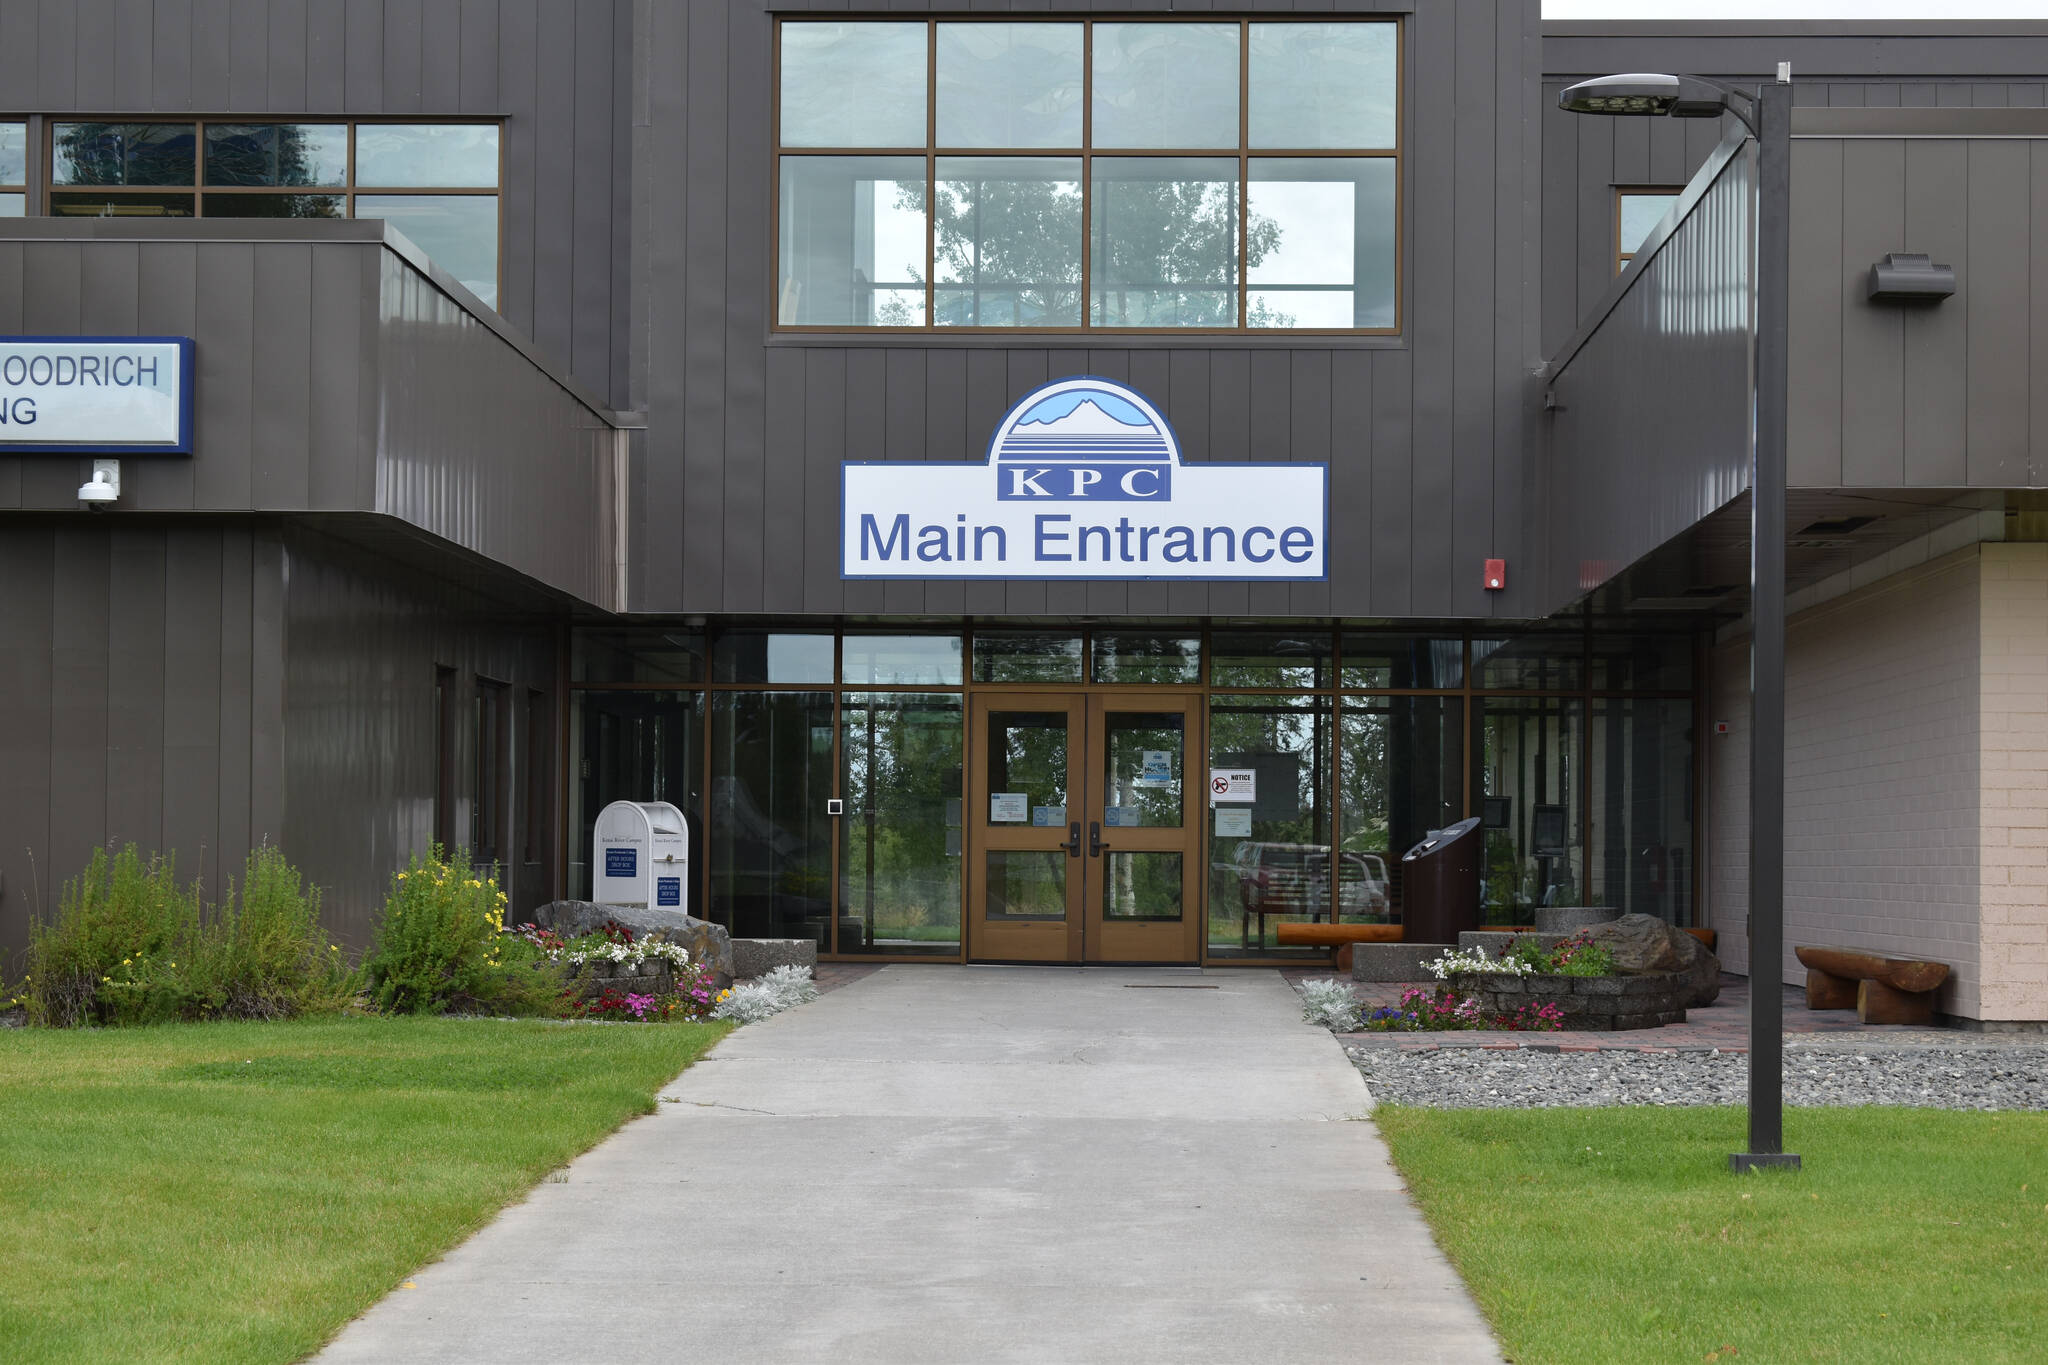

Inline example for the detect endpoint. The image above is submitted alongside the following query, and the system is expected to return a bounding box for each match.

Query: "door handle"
[1059,821,1082,858]
[1089,821,1109,857]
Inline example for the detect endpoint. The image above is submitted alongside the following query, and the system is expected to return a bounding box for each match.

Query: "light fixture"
[78,458,121,507]
[1558,72,1757,131]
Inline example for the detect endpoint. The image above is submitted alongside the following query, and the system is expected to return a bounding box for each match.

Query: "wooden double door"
[968,691,1202,964]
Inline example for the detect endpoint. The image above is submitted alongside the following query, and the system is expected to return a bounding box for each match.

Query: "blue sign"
[842,376,1326,581]
[604,848,637,879]
[656,876,682,907]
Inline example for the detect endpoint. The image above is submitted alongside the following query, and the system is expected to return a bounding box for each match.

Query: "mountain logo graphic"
[991,378,1173,502]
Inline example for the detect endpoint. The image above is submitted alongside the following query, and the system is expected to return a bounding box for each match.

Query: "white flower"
[1423,947,1531,980]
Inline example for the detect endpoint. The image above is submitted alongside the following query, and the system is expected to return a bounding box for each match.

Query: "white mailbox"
[593,800,690,912]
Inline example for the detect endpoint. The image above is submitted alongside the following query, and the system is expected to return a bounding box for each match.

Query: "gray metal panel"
[105,529,169,856]
[0,526,54,961]
[1786,138,1842,488]
[1538,141,1755,613]
[1838,139,1905,487]
[1901,140,1969,485]
[1966,139,2030,486]
[163,528,227,900]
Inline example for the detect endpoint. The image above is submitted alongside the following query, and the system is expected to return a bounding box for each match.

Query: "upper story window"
[45,120,501,308]
[1615,188,1679,274]
[775,19,1400,334]
[0,123,25,216]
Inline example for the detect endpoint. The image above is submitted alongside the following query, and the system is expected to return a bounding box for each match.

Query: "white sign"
[0,337,193,453]
[990,793,1029,823]
[843,376,1326,581]
[1209,769,1257,803]
[1215,807,1253,838]
[1136,750,1174,787]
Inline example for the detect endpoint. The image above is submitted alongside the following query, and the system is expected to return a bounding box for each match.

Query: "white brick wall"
[1977,544,2048,1020]
[1709,547,1984,1015]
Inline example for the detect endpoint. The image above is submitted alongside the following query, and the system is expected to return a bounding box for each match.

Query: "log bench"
[1274,922,1403,972]
[1795,946,1950,1025]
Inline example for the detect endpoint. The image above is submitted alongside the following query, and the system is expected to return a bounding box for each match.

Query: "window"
[775,19,1400,333]
[1616,188,1679,274]
[434,666,459,849]
[474,678,510,868]
[523,688,551,867]
[48,120,502,307]
[0,123,25,216]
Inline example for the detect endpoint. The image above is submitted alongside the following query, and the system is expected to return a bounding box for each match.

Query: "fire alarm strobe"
[1483,558,1506,591]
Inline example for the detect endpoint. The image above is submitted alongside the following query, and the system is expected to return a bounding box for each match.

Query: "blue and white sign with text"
[843,377,1326,580]
[0,336,195,454]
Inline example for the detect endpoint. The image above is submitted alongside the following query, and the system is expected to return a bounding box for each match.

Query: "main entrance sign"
[843,376,1326,581]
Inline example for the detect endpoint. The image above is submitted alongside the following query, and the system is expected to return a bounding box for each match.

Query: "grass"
[0,1015,729,1365]
[1375,1105,2048,1365]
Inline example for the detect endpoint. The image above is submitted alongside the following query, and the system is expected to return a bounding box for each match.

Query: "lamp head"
[78,458,120,507]
[1558,73,1733,119]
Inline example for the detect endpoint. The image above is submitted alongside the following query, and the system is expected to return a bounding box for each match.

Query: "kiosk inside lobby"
[2,4,2045,1026]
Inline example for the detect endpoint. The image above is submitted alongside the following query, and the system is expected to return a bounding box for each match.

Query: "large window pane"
[204,124,348,187]
[710,691,836,946]
[569,690,703,903]
[1212,631,1333,689]
[1341,634,1463,689]
[934,157,1082,327]
[841,634,964,686]
[842,692,963,955]
[52,123,196,186]
[937,23,1083,149]
[1091,23,1239,150]
[1090,157,1238,328]
[204,193,345,219]
[355,124,499,187]
[1473,631,1585,691]
[1103,712,1184,830]
[1248,158,1396,330]
[778,156,927,326]
[0,123,25,183]
[973,631,1084,683]
[0,195,21,217]
[713,631,836,684]
[1474,696,1583,925]
[1340,696,1462,927]
[356,195,498,308]
[1208,694,1333,957]
[573,630,706,685]
[1589,633,1693,691]
[780,22,928,149]
[1248,22,1398,150]
[1092,632,1200,685]
[1591,698,1694,926]
[50,192,194,218]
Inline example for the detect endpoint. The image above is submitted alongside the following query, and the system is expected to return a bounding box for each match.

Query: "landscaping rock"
[528,901,735,979]
[1534,905,1618,935]
[1586,912,1720,1007]
[1351,942,1458,982]
[730,937,818,979]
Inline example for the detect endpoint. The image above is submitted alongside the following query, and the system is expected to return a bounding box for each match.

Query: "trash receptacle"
[1399,815,1483,943]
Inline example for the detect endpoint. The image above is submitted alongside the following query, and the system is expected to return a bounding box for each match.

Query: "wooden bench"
[1274,922,1403,972]
[1795,946,1950,1025]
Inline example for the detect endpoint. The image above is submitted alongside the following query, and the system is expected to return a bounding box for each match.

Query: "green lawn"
[1375,1106,2048,1365]
[0,1015,728,1365]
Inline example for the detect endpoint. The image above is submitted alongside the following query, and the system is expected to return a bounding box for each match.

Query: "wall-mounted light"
[78,458,121,507]
[1868,253,1955,303]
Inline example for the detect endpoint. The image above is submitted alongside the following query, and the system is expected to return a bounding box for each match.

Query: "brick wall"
[1977,544,2048,1020]
[1709,548,1983,1015]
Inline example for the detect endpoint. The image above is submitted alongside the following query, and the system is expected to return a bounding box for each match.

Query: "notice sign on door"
[1209,769,1256,803]
[990,793,1030,823]
[1137,750,1174,787]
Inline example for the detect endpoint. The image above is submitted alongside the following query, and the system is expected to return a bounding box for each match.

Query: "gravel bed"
[1345,1044,2048,1110]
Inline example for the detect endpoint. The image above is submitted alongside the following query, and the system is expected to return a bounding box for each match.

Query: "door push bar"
[1089,822,1110,857]
[1060,821,1082,858]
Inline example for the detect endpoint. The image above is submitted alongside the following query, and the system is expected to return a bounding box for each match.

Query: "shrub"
[18,844,353,1027]
[1297,977,1362,1031]
[710,966,818,1024]
[363,846,561,1016]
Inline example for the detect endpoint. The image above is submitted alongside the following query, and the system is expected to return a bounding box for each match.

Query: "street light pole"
[1556,67,1800,1173]
[1734,73,1801,1173]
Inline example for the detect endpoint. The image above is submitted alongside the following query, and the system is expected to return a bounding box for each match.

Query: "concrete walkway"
[317,967,1502,1364]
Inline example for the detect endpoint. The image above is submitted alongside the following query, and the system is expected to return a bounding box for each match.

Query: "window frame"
[41,116,504,304]
[1614,185,1682,275]
[771,15,1404,337]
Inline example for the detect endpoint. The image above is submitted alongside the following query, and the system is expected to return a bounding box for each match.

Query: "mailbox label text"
[656,877,681,907]
[605,848,637,878]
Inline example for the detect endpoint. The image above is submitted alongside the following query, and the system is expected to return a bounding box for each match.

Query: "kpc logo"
[992,379,1173,502]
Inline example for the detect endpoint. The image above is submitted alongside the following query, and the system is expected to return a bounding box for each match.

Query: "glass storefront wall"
[566,623,1700,957]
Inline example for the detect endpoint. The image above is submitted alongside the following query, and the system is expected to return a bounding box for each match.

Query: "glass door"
[969,694,1085,962]
[968,691,1201,964]
[1083,694,1200,963]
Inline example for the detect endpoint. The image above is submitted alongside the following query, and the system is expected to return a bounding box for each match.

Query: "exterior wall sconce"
[1868,253,1955,303]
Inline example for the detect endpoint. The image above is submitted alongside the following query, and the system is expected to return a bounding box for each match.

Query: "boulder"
[1585,912,1720,1007]
[526,901,735,979]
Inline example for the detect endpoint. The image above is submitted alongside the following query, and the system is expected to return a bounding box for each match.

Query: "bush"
[18,844,353,1027]
[1297,977,1362,1031]
[709,966,818,1024]
[363,847,562,1015]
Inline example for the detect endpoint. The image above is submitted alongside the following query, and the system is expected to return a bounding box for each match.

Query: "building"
[0,5,2041,1026]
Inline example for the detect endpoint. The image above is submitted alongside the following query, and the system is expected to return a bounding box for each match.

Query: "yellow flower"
[122,958,131,966]
[100,976,111,984]
[397,872,408,880]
